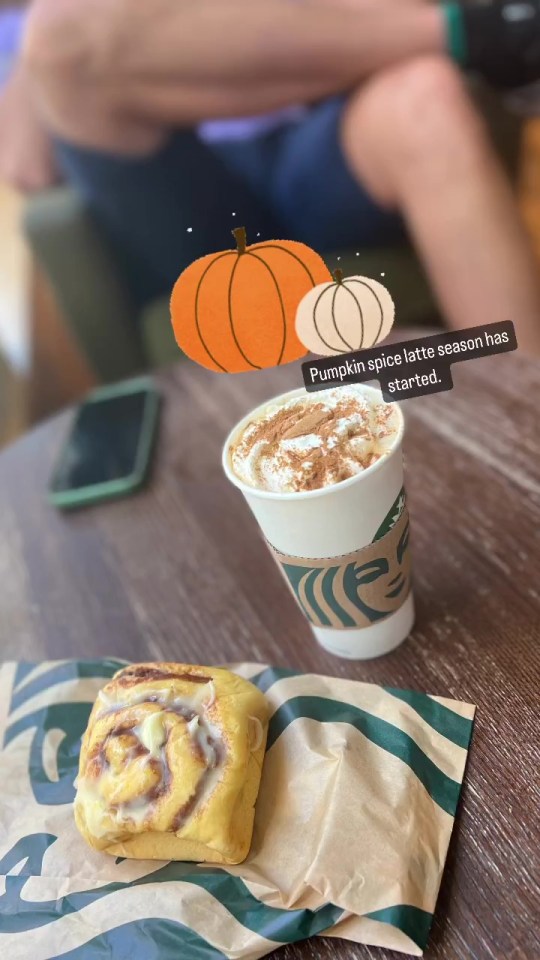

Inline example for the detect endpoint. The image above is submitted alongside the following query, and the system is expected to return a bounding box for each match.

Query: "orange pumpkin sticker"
[170,227,332,373]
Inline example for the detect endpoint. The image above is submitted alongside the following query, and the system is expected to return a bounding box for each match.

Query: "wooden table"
[1,352,539,960]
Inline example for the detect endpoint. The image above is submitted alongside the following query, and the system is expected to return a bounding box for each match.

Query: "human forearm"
[24,0,445,127]
[0,63,59,190]
[124,2,446,122]
[109,1,441,85]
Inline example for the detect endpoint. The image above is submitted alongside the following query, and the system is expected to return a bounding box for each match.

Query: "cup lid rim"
[222,384,404,502]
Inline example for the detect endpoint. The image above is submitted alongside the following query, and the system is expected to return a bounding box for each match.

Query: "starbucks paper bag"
[0,660,475,958]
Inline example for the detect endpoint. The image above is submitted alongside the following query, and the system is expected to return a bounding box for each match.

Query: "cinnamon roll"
[74,663,269,863]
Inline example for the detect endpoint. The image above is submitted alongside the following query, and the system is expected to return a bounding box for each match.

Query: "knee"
[349,55,481,146]
[342,55,487,203]
[378,55,470,119]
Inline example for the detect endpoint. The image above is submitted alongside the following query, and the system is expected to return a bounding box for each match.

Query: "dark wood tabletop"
[0,349,539,960]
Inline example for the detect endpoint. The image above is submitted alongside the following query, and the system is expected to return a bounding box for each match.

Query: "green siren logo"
[270,490,411,629]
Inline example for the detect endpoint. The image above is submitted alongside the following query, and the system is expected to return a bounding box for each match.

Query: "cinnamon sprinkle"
[231,388,397,493]
[116,666,211,686]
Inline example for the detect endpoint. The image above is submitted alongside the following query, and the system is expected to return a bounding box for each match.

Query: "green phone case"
[48,377,160,510]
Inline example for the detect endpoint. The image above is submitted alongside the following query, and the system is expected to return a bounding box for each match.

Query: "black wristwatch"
[445,0,540,88]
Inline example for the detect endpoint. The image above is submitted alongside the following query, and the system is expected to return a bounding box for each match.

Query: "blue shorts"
[55,97,402,306]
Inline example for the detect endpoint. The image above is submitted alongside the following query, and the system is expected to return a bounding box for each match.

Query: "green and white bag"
[0,660,475,958]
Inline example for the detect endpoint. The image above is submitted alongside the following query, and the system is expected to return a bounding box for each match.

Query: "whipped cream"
[230,386,399,493]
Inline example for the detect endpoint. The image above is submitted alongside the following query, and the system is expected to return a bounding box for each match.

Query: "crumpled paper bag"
[0,659,475,958]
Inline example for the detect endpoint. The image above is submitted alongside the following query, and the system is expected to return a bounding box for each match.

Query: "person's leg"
[54,131,282,306]
[211,98,404,253]
[341,54,540,353]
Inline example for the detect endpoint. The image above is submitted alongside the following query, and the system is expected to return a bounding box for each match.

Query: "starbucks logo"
[270,490,411,629]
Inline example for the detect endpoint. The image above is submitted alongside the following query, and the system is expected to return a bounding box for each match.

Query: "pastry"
[74,662,269,863]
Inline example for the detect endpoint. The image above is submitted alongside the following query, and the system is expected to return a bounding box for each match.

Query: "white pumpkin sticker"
[295,269,395,356]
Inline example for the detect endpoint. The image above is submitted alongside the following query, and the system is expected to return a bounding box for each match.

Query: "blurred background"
[0,180,95,447]
[3,0,540,449]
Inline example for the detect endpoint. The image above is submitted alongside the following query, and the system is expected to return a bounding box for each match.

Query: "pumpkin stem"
[233,226,248,255]
[333,268,344,284]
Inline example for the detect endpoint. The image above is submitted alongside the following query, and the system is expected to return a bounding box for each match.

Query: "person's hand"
[0,64,60,192]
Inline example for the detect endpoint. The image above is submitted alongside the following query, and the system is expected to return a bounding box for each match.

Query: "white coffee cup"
[222,385,414,659]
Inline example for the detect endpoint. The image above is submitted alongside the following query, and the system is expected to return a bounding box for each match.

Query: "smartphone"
[48,378,160,510]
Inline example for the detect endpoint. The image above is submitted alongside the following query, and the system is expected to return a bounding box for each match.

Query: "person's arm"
[0,6,58,190]
[23,0,445,129]
[0,62,59,191]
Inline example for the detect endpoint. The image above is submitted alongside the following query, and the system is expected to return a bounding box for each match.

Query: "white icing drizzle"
[115,794,153,828]
[204,680,216,709]
[133,712,166,759]
[187,715,219,767]
[248,716,264,753]
[96,679,215,718]
[76,777,113,839]
[79,677,224,838]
